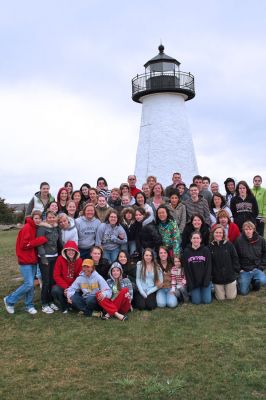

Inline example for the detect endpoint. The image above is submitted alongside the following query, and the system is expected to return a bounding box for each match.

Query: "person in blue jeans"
[156,246,178,308]
[4,210,47,315]
[235,221,266,295]
[182,232,212,305]
[96,210,127,263]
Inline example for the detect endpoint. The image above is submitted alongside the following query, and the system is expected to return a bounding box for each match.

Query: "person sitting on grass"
[98,262,133,321]
[51,241,83,313]
[182,232,212,305]
[135,248,163,311]
[4,210,47,315]
[209,224,240,300]
[89,245,110,280]
[156,246,178,309]
[235,221,266,295]
[67,259,112,316]
[172,254,189,303]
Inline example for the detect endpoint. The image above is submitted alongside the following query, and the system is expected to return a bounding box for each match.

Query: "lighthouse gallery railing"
[132,71,195,101]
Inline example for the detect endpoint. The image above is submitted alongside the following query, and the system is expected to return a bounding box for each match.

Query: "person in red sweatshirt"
[4,210,47,315]
[127,175,141,197]
[51,241,82,313]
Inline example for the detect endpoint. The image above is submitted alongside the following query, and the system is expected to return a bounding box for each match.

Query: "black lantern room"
[132,45,195,103]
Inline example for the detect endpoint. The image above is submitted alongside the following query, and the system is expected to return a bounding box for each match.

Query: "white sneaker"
[26,307,37,315]
[4,297,14,314]
[62,310,68,314]
[50,303,59,311]
[42,305,54,314]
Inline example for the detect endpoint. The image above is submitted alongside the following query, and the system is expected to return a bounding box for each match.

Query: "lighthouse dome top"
[132,44,195,103]
[144,44,181,69]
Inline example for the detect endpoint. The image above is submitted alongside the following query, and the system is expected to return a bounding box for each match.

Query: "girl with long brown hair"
[135,248,163,310]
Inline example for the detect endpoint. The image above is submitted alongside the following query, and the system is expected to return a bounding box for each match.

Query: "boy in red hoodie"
[51,241,82,313]
[4,210,47,315]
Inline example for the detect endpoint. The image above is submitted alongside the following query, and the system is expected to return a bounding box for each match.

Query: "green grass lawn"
[1,230,266,400]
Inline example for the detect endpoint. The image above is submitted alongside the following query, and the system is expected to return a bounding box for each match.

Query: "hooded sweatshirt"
[67,270,112,299]
[53,241,83,289]
[230,194,258,230]
[182,245,212,291]
[75,216,101,249]
[96,223,127,251]
[60,216,78,245]
[16,217,48,265]
[106,262,133,300]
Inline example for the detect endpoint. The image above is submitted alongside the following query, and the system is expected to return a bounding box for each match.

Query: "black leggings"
[39,257,57,305]
[134,291,157,310]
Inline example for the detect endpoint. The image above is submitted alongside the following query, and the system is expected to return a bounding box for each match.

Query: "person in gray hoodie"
[96,210,127,263]
[67,259,112,316]
[75,203,101,259]
[58,213,78,246]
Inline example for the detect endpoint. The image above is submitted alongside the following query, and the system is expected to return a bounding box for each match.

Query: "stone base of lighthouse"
[134,92,198,187]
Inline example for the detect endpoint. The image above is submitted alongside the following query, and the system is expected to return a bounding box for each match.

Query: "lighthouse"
[132,45,198,186]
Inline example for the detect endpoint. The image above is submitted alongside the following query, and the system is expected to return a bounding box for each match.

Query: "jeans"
[103,248,120,264]
[79,248,91,260]
[71,292,100,316]
[51,285,68,311]
[190,283,212,305]
[238,269,266,295]
[36,264,41,279]
[176,286,190,303]
[6,264,37,310]
[121,241,137,256]
[156,288,178,308]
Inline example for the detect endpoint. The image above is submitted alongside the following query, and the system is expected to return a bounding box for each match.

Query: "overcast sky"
[1,0,266,203]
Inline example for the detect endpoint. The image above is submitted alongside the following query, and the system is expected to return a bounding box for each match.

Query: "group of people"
[3,172,266,320]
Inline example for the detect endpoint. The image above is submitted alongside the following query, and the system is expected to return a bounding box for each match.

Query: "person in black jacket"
[230,181,258,231]
[181,214,209,251]
[182,231,212,304]
[89,246,110,280]
[120,207,139,256]
[134,207,162,257]
[209,224,240,300]
[235,221,266,295]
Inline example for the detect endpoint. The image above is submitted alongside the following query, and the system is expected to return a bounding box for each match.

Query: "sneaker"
[251,279,261,291]
[4,297,14,314]
[50,303,59,311]
[26,307,37,315]
[42,305,54,314]
[92,311,101,318]
[62,310,68,314]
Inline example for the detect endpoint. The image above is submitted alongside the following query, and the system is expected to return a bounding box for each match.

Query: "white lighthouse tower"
[132,45,198,186]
